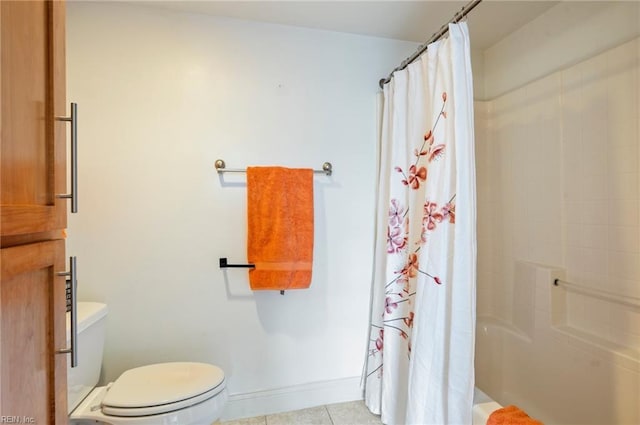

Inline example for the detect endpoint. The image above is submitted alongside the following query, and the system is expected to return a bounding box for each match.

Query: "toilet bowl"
[68,303,227,425]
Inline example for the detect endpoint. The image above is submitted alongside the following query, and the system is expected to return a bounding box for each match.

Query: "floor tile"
[326,400,383,425]
[266,406,332,425]
[219,416,267,425]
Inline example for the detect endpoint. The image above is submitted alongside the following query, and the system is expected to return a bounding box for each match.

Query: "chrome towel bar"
[214,159,332,176]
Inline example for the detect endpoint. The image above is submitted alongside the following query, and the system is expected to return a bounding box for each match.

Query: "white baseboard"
[220,376,363,421]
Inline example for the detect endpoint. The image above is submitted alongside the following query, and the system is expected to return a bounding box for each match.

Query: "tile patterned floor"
[220,400,382,425]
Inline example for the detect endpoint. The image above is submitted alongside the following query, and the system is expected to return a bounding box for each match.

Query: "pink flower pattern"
[400,165,427,189]
[442,202,455,224]
[387,199,408,253]
[385,296,399,314]
[389,199,405,227]
[368,91,455,377]
[375,329,384,351]
[404,312,415,328]
[423,201,444,231]
[387,225,407,254]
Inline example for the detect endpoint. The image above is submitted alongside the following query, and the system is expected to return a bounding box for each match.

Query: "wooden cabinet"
[1,1,69,423]
[1,0,67,237]
[1,241,68,423]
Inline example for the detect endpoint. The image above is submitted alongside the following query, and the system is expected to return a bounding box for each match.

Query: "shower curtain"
[364,22,476,425]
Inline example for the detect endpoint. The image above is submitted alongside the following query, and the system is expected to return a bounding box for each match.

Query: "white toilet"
[67,302,228,425]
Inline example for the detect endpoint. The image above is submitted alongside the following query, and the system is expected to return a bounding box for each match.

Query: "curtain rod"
[378,0,483,89]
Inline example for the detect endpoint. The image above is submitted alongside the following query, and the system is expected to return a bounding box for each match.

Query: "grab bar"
[553,278,640,309]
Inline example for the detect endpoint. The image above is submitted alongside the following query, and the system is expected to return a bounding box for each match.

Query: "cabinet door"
[0,0,67,237]
[0,240,68,423]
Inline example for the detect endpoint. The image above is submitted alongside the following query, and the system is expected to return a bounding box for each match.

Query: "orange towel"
[487,405,544,425]
[246,167,314,291]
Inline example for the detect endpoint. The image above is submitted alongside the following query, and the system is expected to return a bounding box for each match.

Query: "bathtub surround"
[365,23,476,425]
[478,36,640,346]
[476,262,640,424]
[65,1,418,420]
[475,1,640,422]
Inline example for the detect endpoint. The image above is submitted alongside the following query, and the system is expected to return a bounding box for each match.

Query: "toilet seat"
[102,362,225,417]
[70,384,228,425]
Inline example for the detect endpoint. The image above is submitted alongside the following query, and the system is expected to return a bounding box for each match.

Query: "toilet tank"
[67,302,108,414]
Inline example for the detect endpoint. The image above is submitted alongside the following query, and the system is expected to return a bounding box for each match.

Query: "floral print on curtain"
[364,22,476,425]
[369,93,452,376]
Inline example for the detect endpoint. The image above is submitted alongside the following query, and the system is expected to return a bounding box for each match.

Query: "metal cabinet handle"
[56,102,78,213]
[57,256,78,368]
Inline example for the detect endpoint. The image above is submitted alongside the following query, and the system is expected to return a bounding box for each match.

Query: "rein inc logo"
[0,417,35,424]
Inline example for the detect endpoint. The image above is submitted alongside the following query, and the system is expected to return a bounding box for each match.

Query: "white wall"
[66,2,417,417]
[482,1,640,99]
